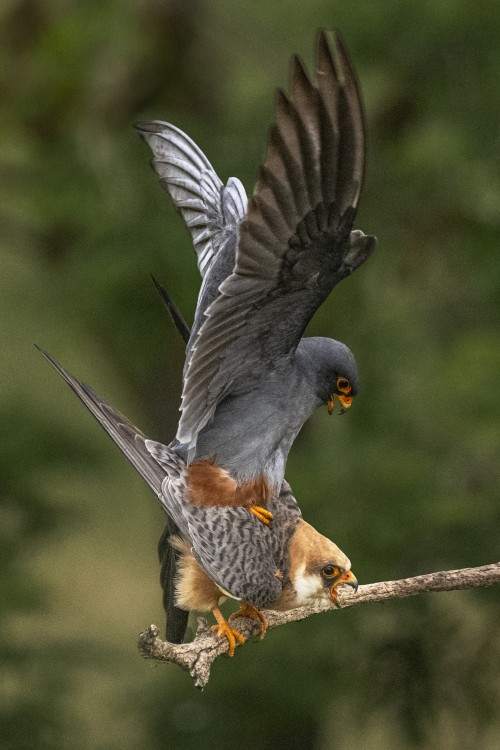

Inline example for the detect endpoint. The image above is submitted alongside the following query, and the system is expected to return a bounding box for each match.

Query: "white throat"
[293,563,330,606]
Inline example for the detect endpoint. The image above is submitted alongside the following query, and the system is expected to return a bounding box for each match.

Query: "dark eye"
[336,377,351,394]
[322,565,340,579]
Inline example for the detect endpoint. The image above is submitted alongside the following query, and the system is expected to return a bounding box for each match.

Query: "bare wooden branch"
[137,561,500,689]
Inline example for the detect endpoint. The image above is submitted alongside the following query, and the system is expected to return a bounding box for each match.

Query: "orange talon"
[230,602,268,639]
[249,505,273,525]
[211,607,245,656]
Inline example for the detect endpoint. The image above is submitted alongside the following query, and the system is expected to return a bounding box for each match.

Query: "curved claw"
[229,602,268,639]
[249,505,273,526]
[211,607,245,656]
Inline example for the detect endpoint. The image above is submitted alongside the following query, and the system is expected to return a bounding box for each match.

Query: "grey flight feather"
[37,347,302,609]
[134,120,247,280]
[175,30,377,445]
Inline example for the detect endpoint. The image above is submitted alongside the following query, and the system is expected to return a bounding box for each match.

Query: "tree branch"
[137,562,500,689]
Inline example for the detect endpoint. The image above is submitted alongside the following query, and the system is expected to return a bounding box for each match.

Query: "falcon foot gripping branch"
[40,30,374,656]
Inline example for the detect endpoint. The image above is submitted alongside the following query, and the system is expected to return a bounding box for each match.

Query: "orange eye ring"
[322,565,340,579]
[336,377,351,395]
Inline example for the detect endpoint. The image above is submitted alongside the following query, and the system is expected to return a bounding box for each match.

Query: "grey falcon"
[38,348,358,655]
[136,30,377,524]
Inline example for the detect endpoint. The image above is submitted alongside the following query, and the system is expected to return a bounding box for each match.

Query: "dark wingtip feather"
[316,28,330,51]
[151,275,191,345]
[290,54,312,89]
[315,28,336,75]
[274,87,291,114]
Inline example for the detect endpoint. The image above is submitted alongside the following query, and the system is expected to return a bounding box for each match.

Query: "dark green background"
[1,1,499,748]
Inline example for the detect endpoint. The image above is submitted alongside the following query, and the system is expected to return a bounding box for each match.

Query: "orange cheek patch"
[187,459,270,508]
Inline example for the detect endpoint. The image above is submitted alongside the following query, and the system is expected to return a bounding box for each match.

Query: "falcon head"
[296,336,359,417]
[278,519,358,609]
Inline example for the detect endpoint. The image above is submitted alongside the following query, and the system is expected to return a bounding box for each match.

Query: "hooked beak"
[327,394,353,415]
[329,570,359,606]
[340,570,358,591]
[338,394,353,414]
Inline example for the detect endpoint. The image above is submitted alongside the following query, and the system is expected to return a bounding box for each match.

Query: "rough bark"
[137,561,500,689]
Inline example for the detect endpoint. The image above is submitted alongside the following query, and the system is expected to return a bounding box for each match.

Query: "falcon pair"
[41,30,375,655]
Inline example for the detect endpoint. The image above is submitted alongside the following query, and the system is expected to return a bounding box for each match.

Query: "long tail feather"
[36,346,164,496]
[36,345,191,643]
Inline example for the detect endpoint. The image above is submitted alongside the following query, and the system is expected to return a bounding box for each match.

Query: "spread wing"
[135,120,247,279]
[177,30,376,445]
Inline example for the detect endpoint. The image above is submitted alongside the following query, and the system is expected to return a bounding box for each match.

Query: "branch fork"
[138,562,500,688]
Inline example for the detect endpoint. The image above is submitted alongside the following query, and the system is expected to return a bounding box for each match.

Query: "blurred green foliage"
[1,1,499,748]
